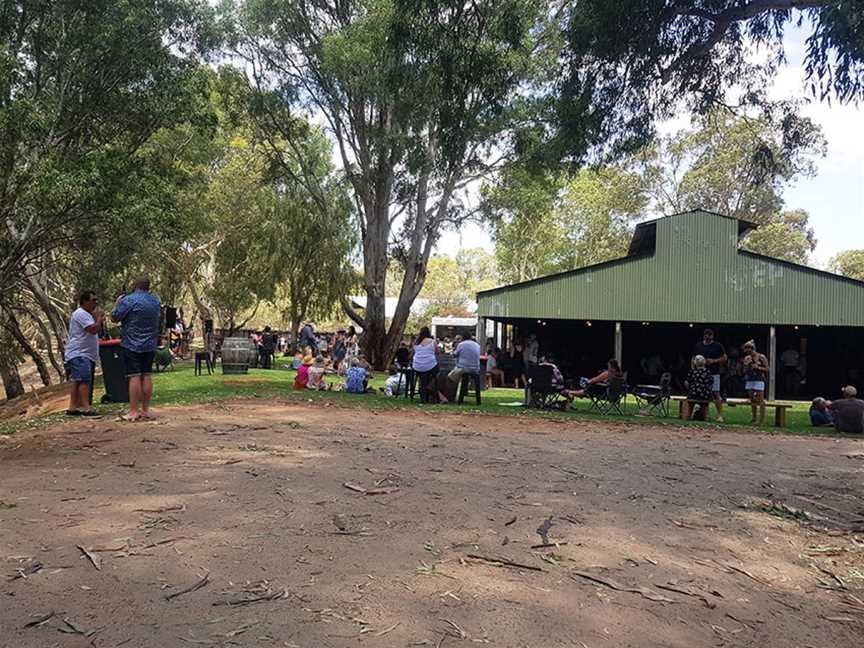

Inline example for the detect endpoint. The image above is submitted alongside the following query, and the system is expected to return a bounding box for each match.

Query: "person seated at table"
[829,386,864,434]
[485,346,505,388]
[809,397,834,427]
[345,357,373,394]
[685,355,714,421]
[539,354,575,408]
[572,359,622,397]
[307,355,329,391]
[294,354,313,390]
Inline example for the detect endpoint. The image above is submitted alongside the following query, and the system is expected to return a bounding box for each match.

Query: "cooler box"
[99,339,129,403]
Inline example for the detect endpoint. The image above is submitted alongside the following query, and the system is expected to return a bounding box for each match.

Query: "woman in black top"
[508,339,526,388]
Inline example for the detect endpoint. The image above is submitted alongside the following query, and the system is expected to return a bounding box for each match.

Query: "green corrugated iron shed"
[477,210,864,327]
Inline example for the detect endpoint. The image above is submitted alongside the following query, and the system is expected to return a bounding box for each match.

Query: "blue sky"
[771,24,863,266]
[438,23,863,268]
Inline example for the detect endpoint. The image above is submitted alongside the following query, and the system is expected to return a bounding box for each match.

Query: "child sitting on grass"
[307,355,331,391]
[345,357,374,394]
[294,354,313,390]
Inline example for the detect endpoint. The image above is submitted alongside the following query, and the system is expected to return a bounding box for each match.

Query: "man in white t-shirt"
[64,290,104,416]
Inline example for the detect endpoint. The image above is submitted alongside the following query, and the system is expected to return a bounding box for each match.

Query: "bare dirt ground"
[1,400,863,648]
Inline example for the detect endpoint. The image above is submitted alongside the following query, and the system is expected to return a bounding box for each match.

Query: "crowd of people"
[60,291,863,434]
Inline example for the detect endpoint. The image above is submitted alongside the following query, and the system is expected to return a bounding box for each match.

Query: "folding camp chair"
[631,372,672,417]
[594,376,628,415]
[526,365,568,411]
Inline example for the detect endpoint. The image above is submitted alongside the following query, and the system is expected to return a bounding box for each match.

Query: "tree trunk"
[25,271,68,357]
[19,306,65,381]
[0,325,25,400]
[186,280,213,338]
[2,309,51,386]
[0,360,24,400]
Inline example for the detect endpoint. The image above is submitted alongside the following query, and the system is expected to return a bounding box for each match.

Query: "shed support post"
[476,317,485,344]
[768,325,777,402]
[614,322,623,366]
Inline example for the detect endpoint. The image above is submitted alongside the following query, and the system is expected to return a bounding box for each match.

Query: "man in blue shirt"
[111,277,162,421]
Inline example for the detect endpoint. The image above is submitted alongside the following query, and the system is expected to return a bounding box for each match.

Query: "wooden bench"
[672,395,792,427]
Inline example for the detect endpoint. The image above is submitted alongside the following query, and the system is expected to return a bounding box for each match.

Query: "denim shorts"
[65,357,94,383]
[122,348,156,377]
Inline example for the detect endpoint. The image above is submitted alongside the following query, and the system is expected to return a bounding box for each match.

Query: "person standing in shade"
[111,277,161,421]
[692,328,727,422]
[524,333,539,367]
[64,290,104,417]
[741,340,769,425]
[260,326,276,369]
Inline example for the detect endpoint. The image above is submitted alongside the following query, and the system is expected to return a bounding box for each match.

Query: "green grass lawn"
[1,358,846,438]
[0,358,856,436]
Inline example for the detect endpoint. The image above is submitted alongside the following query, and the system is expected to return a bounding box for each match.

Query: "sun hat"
[302,354,314,366]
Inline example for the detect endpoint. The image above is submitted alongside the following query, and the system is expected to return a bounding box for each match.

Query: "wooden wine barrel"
[221,337,254,375]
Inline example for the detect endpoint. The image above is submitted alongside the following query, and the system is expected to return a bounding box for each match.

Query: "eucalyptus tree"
[230,0,552,367]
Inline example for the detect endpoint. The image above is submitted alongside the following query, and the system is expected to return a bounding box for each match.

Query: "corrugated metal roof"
[477,210,864,327]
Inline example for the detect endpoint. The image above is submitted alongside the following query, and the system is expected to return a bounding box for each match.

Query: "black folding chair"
[631,372,672,417]
[526,365,568,410]
[594,376,628,415]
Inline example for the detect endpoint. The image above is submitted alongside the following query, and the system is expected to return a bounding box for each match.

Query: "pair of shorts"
[745,380,765,392]
[65,357,94,383]
[122,348,156,377]
[711,374,721,393]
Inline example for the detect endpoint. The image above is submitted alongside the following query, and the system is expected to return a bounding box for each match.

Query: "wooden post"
[476,317,485,344]
[614,322,623,366]
[768,325,777,402]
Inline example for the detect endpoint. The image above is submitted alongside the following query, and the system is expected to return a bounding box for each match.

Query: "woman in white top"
[412,326,438,403]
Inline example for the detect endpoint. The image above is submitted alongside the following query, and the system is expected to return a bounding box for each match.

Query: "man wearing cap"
[692,328,727,422]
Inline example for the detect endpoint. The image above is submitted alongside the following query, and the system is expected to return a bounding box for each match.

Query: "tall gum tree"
[230,0,549,367]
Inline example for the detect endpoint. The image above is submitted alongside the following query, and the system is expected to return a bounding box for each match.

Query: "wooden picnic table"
[671,395,792,427]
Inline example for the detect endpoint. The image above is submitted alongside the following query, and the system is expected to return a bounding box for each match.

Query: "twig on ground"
[23,611,55,628]
[213,588,288,607]
[571,571,675,603]
[76,545,102,571]
[465,554,544,572]
[164,572,210,601]
[57,617,98,637]
[134,504,186,513]
[531,542,568,549]
[9,562,43,581]
[655,582,716,608]
[376,622,400,637]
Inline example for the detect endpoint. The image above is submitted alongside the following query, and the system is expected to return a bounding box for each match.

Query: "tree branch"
[662,0,828,83]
